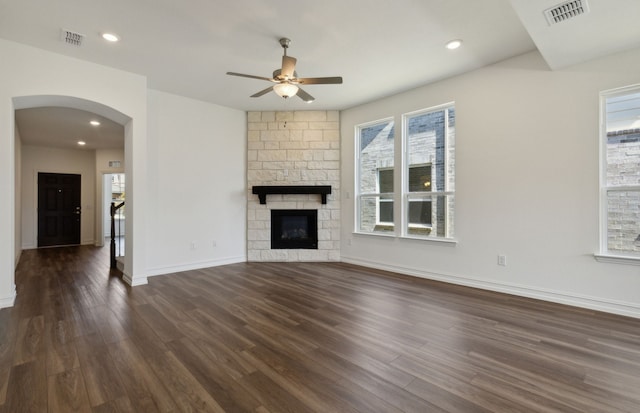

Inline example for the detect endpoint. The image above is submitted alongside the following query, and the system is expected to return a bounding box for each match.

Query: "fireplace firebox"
[271,209,318,249]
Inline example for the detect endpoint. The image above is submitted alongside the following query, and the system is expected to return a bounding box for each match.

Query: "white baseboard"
[0,285,16,309]
[341,255,640,319]
[122,271,148,287]
[145,255,247,279]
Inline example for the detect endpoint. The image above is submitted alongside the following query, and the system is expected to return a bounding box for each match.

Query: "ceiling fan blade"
[281,56,297,79]
[227,72,274,82]
[250,86,274,98]
[296,87,315,103]
[297,76,343,85]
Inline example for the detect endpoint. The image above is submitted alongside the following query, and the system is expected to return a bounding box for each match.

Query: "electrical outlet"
[212,240,217,248]
[498,255,507,266]
[190,241,196,250]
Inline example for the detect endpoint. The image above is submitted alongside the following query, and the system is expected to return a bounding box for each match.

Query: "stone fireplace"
[247,111,340,261]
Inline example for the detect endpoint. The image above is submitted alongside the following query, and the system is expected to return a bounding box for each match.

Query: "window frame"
[355,117,396,236]
[596,84,640,265]
[354,104,456,243]
[401,103,455,240]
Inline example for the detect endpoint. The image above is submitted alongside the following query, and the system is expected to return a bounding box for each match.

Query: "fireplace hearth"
[271,209,318,249]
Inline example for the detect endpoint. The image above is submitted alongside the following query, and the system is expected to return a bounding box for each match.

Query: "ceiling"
[15,107,124,150]
[3,0,640,148]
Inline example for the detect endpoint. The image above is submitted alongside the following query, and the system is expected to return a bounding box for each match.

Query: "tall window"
[600,86,640,259]
[357,119,394,233]
[404,105,455,238]
[356,103,455,239]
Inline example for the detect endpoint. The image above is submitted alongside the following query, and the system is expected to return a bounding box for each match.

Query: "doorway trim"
[12,94,147,290]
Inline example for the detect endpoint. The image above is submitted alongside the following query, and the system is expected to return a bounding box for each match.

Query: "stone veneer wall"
[247,111,340,261]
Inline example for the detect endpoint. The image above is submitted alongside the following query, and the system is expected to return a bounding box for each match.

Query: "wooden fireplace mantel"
[252,185,332,205]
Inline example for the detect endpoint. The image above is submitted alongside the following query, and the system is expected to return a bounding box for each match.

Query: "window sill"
[400,235,458,244]
[352,231,396,238]
[593,254,640,266]
[352,231,458,245]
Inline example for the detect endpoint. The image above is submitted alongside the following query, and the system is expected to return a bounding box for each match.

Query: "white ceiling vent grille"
[544,0,589,25]
[60,29,85,47]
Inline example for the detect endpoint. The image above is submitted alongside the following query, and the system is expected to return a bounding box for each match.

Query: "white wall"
[14,125,22,267]
[341,49,640,318]
[145,89,246,275]
[0,39,248,303]
[0,38,148,305]
[21,145,96,248]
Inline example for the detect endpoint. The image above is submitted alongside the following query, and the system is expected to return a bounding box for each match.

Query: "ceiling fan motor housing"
[279,38,291,49]
[273,69,298,81]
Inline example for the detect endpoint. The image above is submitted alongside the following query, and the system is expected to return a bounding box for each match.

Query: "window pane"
[359,120,394,194]
[409,165,431,192]
[606,132,640,187]
[406,109,454,192]
[359,196,394,233]
[378,169,393,193]
[379,200,393,223]
[605,93,640,187]
[406,194,454,237]
[606,190,640,255]
[606,92,640,134]
[408,200,431,224]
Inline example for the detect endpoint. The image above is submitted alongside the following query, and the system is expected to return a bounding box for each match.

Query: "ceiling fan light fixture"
[273,82,299,99]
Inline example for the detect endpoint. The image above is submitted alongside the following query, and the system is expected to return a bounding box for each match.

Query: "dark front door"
[38,172,81,247]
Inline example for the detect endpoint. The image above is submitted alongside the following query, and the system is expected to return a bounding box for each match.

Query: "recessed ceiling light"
[102,33,119,42]
[446,39,462,50]
[77,141,86,146]
[90,120,101,126]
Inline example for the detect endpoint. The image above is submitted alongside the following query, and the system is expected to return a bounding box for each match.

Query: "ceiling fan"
[226,38,343,103]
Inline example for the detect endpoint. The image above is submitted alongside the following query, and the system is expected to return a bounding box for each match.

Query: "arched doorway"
[12,95,134,288]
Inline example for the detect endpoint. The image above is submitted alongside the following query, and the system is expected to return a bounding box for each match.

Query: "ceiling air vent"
[60,29,85,47]
[544,0,589,25]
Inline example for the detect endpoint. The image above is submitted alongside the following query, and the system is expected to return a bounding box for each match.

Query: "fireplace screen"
[271,209,318,249]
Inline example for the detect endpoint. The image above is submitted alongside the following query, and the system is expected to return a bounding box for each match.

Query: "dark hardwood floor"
[2,246,640,412]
